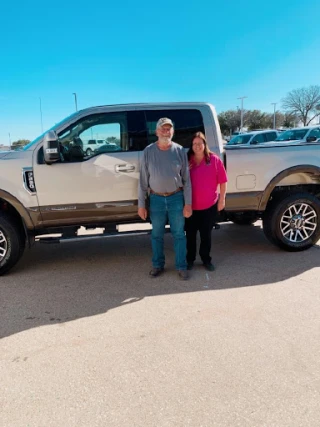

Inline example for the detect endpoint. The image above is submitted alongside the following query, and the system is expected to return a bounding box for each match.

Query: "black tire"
[262,192,320,251]
[0,213,25,275]
[228,212,258,225]
[262,203,278,246]
[86,148,93,156]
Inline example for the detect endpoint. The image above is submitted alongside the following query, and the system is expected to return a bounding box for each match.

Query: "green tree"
[282,112,298,128]
[245,110,271,130]
[282,85,320,125]
[11,139,30,150]
[267,112,290,129]
[218,110,241,135]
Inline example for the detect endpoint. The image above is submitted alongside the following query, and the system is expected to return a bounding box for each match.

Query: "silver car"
[226,130,279,146]
[275,126,320,143]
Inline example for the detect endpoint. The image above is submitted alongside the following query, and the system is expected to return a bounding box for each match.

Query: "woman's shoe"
[203,262,215,272]
[187,262,194,270]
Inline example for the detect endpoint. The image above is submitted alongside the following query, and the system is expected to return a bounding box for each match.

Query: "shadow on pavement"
[1,222,319,339]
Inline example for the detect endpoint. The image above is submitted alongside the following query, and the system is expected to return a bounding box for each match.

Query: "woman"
[185,132,227,271]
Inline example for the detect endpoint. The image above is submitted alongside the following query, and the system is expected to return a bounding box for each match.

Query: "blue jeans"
[149,191,187,271]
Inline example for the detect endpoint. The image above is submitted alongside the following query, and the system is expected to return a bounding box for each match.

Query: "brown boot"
[178,270,189,280]
[149,267,164,278]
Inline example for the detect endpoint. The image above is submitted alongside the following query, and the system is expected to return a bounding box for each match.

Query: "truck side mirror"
[43,131,61,164]
[306,136,317,143]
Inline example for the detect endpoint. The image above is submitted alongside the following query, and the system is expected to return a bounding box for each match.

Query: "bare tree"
[282,85,320,126]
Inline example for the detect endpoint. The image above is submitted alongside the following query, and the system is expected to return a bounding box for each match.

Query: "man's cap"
[156,117,174,128]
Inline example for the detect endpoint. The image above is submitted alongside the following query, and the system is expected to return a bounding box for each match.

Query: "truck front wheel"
[263,192,320,251]
[0,213,25,275]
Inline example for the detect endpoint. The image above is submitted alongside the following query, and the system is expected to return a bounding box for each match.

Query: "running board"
[37,230,152,244]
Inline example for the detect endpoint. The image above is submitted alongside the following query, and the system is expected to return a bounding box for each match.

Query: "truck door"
[33,110,147,226]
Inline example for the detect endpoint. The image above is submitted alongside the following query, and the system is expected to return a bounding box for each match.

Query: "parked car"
[94,141,120,154]
[225,131,243,142]
[226,130,279,146]
[275,126,320,143]
[82,139,106,156]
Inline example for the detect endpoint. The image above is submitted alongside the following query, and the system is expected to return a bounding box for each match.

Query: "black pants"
[185,203,218,265]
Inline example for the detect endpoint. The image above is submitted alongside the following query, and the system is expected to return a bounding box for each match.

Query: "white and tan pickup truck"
[0,102,320,275]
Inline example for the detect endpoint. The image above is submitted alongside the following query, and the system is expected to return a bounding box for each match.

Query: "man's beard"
[158,136,172,144]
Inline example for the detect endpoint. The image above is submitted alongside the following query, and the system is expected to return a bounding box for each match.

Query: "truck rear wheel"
[263,192,320,251]
[0,213,25,275]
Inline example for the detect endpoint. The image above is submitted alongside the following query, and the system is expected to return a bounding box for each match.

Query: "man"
[138,118,192,280]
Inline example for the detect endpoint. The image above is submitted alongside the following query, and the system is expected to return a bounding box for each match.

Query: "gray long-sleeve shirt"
[138,142,192,208]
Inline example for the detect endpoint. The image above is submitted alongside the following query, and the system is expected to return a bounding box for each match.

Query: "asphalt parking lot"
[1,221,320,427]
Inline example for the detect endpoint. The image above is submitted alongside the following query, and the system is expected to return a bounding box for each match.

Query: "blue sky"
[1,0,320,145]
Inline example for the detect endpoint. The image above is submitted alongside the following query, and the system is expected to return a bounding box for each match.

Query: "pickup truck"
[0,102,320,275]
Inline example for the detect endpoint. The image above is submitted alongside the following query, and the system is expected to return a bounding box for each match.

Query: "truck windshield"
[22,112,80,150]
[227,134,252,145]
[275,129,308,141]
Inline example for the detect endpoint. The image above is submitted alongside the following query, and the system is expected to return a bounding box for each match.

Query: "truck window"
[127,111,148,151]
[308,128,320,139]
[144,109,205,148]
[265,132,277,142]
[250,133,265,144]
[57,112,128,162]
[227,134,252,145]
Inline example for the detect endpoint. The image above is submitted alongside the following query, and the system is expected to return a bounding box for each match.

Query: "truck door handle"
[115,164,135,173]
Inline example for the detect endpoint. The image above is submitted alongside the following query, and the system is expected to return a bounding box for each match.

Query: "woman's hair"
[187,132,211,164]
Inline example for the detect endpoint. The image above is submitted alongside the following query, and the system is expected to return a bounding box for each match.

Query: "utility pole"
[8,132,11,150]
[72,93,78,112]
[39,97,43,133]
[271,103,277,129]
[237,96,247,131]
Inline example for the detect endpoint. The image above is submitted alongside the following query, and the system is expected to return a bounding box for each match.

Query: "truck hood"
[273,139,303,143]
[0,150,31,160]
[264,139,306,145]
[0,151,12,159]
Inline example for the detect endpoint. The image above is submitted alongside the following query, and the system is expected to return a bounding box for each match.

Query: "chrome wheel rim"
[280,202,317,243]
[0,230,8,261]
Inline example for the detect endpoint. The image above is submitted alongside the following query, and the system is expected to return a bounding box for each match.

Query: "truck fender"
[258,165,320,211]
[0,189,36,230]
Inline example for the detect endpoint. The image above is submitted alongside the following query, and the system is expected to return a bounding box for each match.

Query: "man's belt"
[150,187,183,197]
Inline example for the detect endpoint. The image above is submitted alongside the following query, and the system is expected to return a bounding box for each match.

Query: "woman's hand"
[217,197,225,212]
[218,183,227,211]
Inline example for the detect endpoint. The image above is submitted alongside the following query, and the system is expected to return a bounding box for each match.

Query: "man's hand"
[217,197,225,212]
[183,204,192,218]
[138,207,148,220]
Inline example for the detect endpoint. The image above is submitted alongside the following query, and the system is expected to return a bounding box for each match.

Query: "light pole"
[39,97,43,133]
[8,132,11,150]
[237,96,247,131]
[72,93,78,112]
[271,102,277,129]
[316,104,320,124]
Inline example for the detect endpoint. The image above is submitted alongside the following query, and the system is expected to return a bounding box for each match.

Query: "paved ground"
[1,221,320,427]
